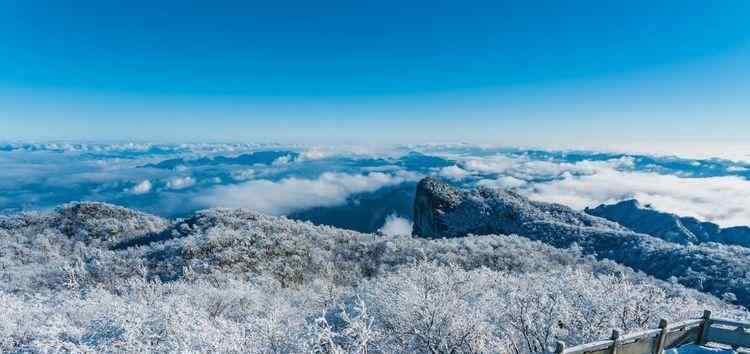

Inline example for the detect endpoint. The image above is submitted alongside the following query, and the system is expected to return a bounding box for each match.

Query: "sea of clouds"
[1,142,749,229]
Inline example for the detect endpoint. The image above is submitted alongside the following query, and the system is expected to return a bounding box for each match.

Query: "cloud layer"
[2,142,749,230]
[194,171,419,215]
[446,153,750,227]
[438,165,472,180]
[457,155,636,179]
[525,170,750,227]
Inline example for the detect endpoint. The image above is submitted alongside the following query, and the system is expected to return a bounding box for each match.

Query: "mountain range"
[413,177,750,306]
[2,178,749,352]
[586,199,750,247]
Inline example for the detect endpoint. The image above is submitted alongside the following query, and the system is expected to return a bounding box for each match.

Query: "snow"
[0,201,747,353]
[670,344,737,354]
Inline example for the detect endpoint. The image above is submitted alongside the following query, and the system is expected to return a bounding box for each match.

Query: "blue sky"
[1,1,749,144]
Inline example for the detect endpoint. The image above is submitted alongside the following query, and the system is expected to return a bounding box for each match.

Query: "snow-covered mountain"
[412,177,750,307]
[0,202,169,247]
[2,201,746,353]
[413,177,629,238]
[586,199,750,247]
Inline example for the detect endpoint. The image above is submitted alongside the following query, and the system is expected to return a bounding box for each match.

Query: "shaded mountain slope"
[141,150,298,169]
[289,182,416,233]
[586,199,750,247]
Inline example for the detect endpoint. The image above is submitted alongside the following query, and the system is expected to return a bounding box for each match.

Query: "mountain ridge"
[2,197,748,353]
[412,177,750,307]
[586,199,750,247]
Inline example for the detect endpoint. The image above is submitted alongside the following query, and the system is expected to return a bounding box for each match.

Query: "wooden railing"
[555,311,750,354]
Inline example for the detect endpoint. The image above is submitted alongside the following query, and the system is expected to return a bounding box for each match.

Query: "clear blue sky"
[1,1,749,145]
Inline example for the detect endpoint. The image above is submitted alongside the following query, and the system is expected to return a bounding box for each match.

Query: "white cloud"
[378,214,413,236]
[231,169,256,181]
[447,152,750,227]
[461,155,516,174]
[477,176,527,189]
[298,147,336,161]
[166,176,195,190]
[297,145,404,161]
[525,170,750,227]
[129,180,152,195]
[271,155,294,166]
[438,165,472,180]
[195,172,418,215]
[457,155,635,180]
[423,141,750,163]
[570,141,750,163]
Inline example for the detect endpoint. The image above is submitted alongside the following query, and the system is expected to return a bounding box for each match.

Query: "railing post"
[730,326,745,350]
[654,318,669,354]
[555,341,566,354]
[611,329,621,354]
[697,310,712,345]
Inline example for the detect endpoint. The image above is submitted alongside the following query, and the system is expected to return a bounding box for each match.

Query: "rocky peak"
[415,177,463,209]
[412,177,625,239]
[413,177,465,237]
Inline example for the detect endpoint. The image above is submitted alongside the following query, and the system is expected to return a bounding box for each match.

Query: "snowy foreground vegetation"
[1,203,747,353]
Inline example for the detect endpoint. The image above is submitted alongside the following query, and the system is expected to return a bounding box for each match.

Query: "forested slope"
[0,202,747,353]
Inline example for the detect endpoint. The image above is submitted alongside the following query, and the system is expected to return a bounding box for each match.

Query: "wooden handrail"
[555,311,750,354]
[711,317,750,328]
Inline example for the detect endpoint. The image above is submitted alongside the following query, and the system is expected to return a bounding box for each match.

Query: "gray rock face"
[586,199,750,247]
[413,177,465,237]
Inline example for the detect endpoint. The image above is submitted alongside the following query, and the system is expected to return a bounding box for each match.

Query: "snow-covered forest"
[1,203,747,353]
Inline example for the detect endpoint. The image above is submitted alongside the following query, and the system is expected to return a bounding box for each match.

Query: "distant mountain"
[348,151,455,172]
[141,150,298,169]
[412,177,750,307]
[289,182,416,233]
[586,200,750,247]
[413,177,629,238]
[395,151,455,170]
